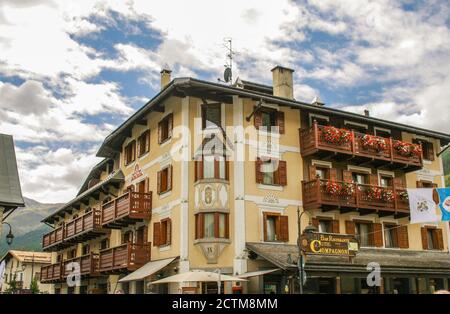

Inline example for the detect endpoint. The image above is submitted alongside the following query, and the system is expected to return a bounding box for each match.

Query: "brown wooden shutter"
[427,142,435,161]
[328,168,337,181]
[277,111,285,134]
[421,227,428,250]
[146,130,150,152]
[416,181,424,188]
[201,105,206,129]
[153,222,161,246]
[214,158,220,179]
[332,220,340,234]
[263,213,268,241]
[373,223,383,247]
[254,106,262,129]
[255,158,263,184]
[311,218,319,230]
[145,178,150,193]
[157,170,161,195]
[345,221,355,235]
[166,219,172,245]
[342,170,353,183]
[397,225,409,249]
[225,213,230,238]
[279,215,289,242]
[195,214,203,239]
[277,160,287,186]
[436,228,444,250]
[158,120,162,144]
[136,136,141,157]
[214,213,219,238]
[369,174,379,185]
[309,165,317,180]
[194,160,198,182]
[167,113,173,138]
[167,165,173,191]
[393,177,404,188]
[225,159,230,181]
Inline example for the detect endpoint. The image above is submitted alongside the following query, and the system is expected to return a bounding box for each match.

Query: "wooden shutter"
[158,120,162,144]
[157,170,161,195]
[195,214,204,239]
[225,213,230,238]
[393,177,404,188]
[145,178,150,193]
[331,220,340,234]
[136,136,141,157]
[342,170,353,183]
[436,228,444,250]
[167,113,173,139]
[167,165,173,191]
[225,160,230,181]
[277,111,285,134]
[153,222,161,246]
[166,219,172,245]
[145,130,150,152]
[255,158,263,184]
[201,105,206,129]
[397,225,409,249]
[263,213,268,241]
[345,221,355,235]
[427,142,435,161]
[369,174,378,185]
[214,158,220,179]
[254,106,262,129]
[279,215,289,242]
[421,227,428,250]
[277,160,287,186]
[373,223,383,247]
[309,165,317,180]
[194,160,198,182]
[311,218,319,230]
[328,168,337,181]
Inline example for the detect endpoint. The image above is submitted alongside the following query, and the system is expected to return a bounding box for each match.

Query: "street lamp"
[296,206,316,294]
[2,222,14,245]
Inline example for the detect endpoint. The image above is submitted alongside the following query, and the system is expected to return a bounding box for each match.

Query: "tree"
[30,277,40,294]
[4,275,19,294]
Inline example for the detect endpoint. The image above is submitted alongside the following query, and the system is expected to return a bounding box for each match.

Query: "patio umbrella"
[149,270,247,285]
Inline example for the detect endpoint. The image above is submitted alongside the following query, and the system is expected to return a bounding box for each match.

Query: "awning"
[237,269,280,278]
[119,257,176,283]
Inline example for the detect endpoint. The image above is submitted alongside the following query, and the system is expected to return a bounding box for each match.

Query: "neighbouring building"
[39,66,450,294]
[0,250,52,293]
[0,134,25,243]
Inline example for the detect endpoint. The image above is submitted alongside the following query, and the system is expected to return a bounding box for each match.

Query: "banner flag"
[407,188,439,224]
[436,188,450,221]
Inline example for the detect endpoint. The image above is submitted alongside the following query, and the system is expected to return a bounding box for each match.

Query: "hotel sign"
[300,232,359,257]
[131,164,143,181]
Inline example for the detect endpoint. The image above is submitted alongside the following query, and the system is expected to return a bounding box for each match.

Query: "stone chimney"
[364,109,370,117]
[160,64,172,90]
[271,66,294,99]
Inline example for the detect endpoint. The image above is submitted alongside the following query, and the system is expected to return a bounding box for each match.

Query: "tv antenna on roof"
[218,37,235,84]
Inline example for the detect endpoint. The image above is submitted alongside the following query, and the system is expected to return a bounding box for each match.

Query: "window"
[255,158,287,186]
[124,140,136,165]
[202,104,221,129]
[384,224,398,248]
[157,165,172,195]
[82,244,90,255]
[315,167,329,180]
[413,139,434,161]
[374,129,391,138]
[254,107,285,134]
[310,116,329,127]
[319,220,332,233]
[422,227,444,250]
[158,113,173,144]
[417,180,437,188]
[67,248,76,259]
[344,121,367,133]
[195,213,229,239]
[153,218,172,246]
[380,175,393,187]
[100,238,109,250]
[263,213,289,242]
[195,155,228,181]
[352,172,368,185]
[355,222,373,247]
[122,231,133,244]
[137,130,150,157]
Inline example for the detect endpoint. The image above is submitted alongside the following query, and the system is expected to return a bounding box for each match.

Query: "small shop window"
[158,113,173,144]
[124,140,136,165]
[137,130,150,157]
[202,103,221,129]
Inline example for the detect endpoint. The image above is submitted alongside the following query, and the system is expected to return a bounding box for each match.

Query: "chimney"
[271,66,294,99]
[160,64,172,90]
[364,109,370,117]
[311,95,324,106]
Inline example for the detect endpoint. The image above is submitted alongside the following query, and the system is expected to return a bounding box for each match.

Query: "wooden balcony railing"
[302,178,410,217]
[101,192,152,228]
[300,123,423,170]
[98,242,151,273]
[62,252,100,278]
[42,226,64,251]
[64,209,103,240]
[40,262,63,283]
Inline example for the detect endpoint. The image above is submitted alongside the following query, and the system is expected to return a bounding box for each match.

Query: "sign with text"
[300,232,359,257]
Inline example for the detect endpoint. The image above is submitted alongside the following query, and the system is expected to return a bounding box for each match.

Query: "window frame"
[195,212,229,240]
[201,103,222,129]
[137,130,150,157]
[124,140,136,166]
[383,223,399,248]
[355,221,374,247]
[158,114,173,144]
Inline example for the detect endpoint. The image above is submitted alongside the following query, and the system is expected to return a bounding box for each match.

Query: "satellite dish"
[224,67,232,83]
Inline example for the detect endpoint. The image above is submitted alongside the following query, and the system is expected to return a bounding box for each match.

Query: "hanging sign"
[300,232,359,257]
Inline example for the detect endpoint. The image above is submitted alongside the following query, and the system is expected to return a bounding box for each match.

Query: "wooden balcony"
[42,226,65,251]
[98,242,151,274]
[64,209,106,242]
[300,123,423,172]
[62,252,100,278]
[302,179,410,218]
[101,192,152,228]
[40,262,63,283]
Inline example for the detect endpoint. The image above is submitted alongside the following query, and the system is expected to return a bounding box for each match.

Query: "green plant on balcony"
[322,126,352,145]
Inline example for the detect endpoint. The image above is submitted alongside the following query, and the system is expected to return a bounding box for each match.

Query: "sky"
[0,0,449,203]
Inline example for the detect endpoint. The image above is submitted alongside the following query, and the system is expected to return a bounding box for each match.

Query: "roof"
[1,250,51,264]
[77,158,113,196]
[42,170,125,224]
[96,77,450,157]
[119,257,177,282]
[247,242,450,275]
[0,134,24,211]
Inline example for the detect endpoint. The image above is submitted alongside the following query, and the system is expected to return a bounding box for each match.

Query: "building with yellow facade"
[40,66,450,294]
